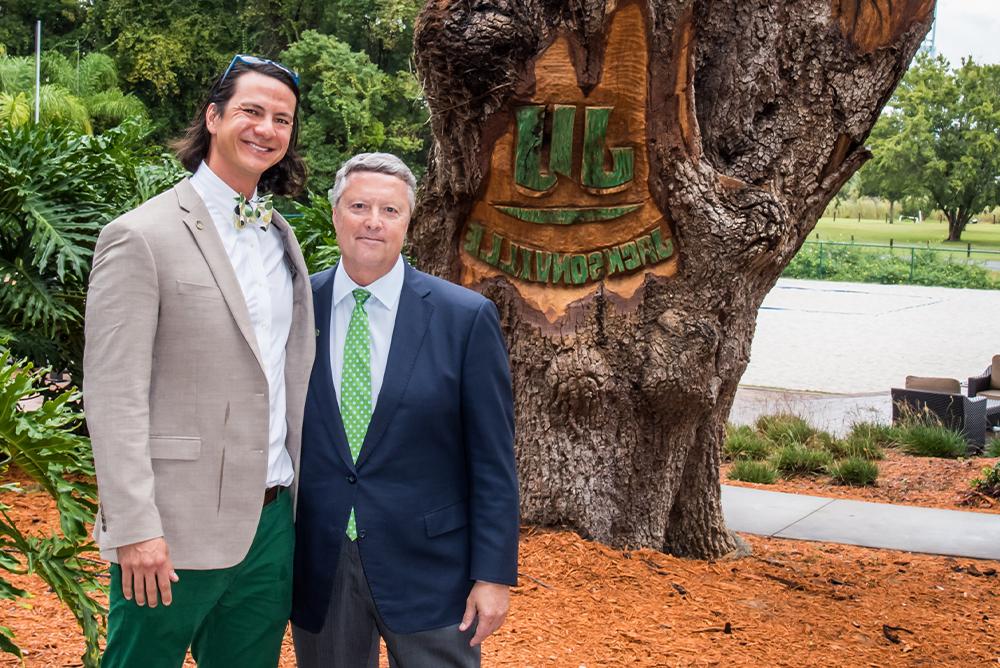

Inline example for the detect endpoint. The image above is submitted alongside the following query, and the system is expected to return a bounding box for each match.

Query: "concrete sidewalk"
[722,485,1000,561]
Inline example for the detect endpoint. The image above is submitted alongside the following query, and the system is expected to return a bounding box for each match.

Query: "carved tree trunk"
[411,0,934,558]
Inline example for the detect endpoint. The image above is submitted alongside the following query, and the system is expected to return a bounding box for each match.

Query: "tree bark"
[945,208,970,242]
[411,0,934,558]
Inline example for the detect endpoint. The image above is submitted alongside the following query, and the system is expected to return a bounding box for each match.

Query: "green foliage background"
[783,244,999,289]
[857,54,1000,241]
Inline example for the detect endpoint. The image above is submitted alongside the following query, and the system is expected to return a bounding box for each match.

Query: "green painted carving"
[536,252,553,282]
[470,223,674,285]
[480,232,503,266]
[621,241,641,270]
[637,235,657,265]
[581,107,634,190]
[550,105,576,177]
[499,241,518,274]
[515,106,556,192]
[651,228,674,260]
[464,222,484,254]
[587,252,604,281]
[495,203,642,225]
[551,254,573,285]
[605,246,625,275]
[519,247,534,280]
[570,255,588,284]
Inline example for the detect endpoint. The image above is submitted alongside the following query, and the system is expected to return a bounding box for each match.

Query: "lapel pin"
[196,220,204,230]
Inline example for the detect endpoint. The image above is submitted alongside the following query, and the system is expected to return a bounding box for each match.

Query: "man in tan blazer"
[83,55,314,667]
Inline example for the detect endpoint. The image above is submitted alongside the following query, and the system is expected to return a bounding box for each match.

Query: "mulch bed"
[722,450,1000,514]
[2,458,998,667]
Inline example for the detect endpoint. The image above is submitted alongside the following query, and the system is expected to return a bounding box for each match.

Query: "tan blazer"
[83,178,315,569]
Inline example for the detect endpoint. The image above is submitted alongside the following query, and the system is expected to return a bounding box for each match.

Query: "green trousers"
[102,490,293,668]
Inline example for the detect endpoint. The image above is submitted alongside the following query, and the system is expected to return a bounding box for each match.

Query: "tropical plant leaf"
[0,92,30,128]
[0,624,22,660]
[0,352,103,666]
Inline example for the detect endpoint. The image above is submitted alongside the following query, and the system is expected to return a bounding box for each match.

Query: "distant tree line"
[0,0,429,190]
[856,54,1000,241]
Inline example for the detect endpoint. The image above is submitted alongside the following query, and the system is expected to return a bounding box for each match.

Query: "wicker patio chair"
[968,355,1000,397]
[967,355,1000,428]
[891,376,988,452]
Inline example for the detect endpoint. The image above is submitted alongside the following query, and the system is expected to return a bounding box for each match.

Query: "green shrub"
[0,121,181,376]
[970,463,1000,499]
[838,435,886,460]
[784,244,999,290]
[723,425,773,461]
[755,413,816,446]
[985,437,1000,458]
[829,457,879,486]
[896,423,967,458]
[848,421,898,448]
[811,431,853,456]
[728,460,778,484]
[771,444,833,476]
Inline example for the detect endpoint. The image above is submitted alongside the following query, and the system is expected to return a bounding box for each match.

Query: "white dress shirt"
[330,256,405,408]
[190,163,295,488]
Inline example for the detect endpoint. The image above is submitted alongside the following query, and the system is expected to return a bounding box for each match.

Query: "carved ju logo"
[459,4,675,315]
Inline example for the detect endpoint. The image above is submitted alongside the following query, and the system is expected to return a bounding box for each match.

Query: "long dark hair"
[171,60,307,197]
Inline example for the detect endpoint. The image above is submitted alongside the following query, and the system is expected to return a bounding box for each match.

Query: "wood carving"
[459,4,679,318]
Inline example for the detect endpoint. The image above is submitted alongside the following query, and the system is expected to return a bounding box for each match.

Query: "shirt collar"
[333,256,405,311]
[189,162,257,226]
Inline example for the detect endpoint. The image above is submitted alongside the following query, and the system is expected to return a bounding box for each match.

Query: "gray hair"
[328,152,417,211]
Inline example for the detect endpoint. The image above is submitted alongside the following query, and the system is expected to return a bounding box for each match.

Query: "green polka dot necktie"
[342,288,372,541]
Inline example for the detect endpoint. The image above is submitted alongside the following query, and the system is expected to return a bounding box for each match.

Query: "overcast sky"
[934,0,1000,66]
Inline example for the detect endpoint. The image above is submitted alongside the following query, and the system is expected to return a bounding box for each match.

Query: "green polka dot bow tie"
[233,192,274,231]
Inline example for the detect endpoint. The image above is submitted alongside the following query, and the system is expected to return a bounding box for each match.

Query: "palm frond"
[0,57,33,94]
[78,53,118,97]
[38,85,92,134]
[85,89,149,133]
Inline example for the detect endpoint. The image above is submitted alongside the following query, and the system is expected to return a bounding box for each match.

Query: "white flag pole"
[34,20,42,124]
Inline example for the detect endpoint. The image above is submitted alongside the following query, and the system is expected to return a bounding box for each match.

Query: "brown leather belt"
[263,485,287,508]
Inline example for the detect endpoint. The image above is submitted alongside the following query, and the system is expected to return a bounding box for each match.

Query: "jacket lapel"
[271,211,311,370]
[174,178,266,377]
[313,267,355,470]
[356,264,432,469]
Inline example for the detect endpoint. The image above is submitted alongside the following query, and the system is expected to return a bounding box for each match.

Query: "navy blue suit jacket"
[291,261,519,634]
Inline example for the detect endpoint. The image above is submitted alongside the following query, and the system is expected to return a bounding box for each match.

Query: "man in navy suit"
[291,153,519,667]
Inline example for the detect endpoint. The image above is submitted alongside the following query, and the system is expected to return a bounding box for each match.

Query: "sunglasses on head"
[220,54,300,87]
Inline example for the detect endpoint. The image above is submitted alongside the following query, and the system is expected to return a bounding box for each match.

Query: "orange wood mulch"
[722,450,1000,514]
[2,457,999,667]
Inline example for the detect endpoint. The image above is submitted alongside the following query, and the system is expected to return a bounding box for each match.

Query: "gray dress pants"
[292,537,481,668]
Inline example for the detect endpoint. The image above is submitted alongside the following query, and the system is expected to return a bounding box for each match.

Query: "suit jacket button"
[357,529,366,539]
[347,474,357,484]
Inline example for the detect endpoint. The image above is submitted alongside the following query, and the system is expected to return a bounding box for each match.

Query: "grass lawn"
[813,218,1000,249]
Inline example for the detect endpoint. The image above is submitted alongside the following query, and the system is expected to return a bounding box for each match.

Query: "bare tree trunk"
[945,209,969,241]
[411,0,934,558]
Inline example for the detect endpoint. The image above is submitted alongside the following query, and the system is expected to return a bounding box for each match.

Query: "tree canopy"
[861,54,1000,240]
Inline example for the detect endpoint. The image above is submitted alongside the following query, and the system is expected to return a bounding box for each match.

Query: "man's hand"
[117,537,179,607]
[459,581,510,646]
